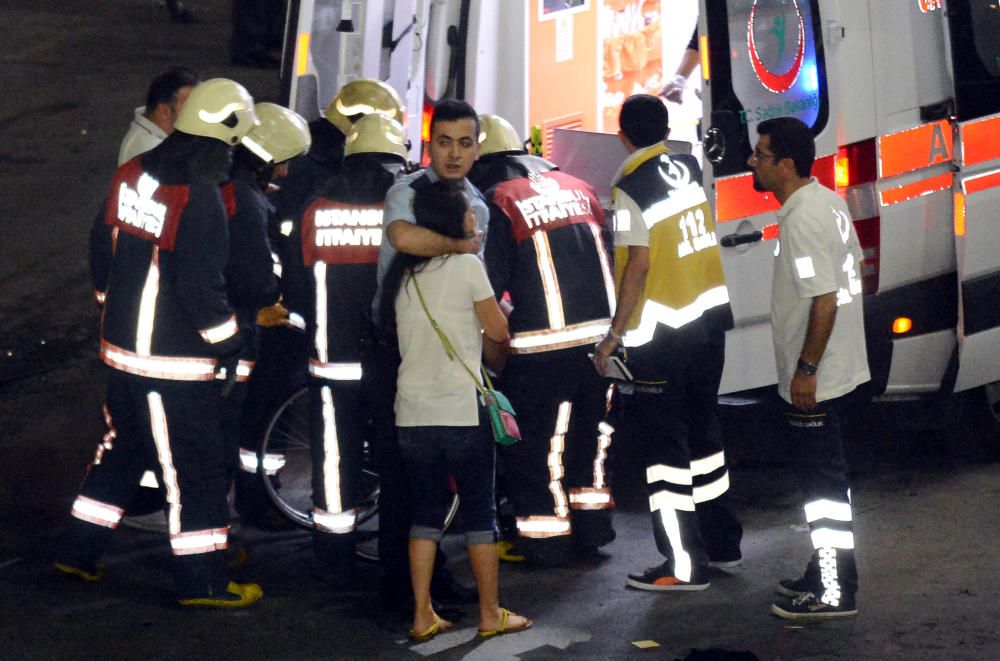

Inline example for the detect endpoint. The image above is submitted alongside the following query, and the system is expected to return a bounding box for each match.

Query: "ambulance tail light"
[836,138,880,295]
[420,100,434,167]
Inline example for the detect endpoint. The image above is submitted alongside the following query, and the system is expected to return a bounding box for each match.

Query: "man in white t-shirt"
[118,66,199,165]
[748,116,870,621]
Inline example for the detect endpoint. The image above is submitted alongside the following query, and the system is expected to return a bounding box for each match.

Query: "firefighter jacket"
[612,144,732,348]
[284,153,406,381]
[478,154,616,354]
[225,163,281,330]
[91,156,248,382]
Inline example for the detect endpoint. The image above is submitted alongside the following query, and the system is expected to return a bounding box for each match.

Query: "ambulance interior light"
[700,35,710,81]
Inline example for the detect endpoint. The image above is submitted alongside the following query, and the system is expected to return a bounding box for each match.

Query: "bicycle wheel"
[259,386,461,558]
[258,389,386,534]
[259,387,313,528]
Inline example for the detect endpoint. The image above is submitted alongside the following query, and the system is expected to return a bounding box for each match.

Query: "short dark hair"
[618,94,669,148]
[430,99,479,137]
[145,66,200,111]
[756,117,815,178]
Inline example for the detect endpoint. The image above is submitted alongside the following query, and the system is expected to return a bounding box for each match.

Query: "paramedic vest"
[96,158,250,382]
[613,145,731,348]
[486,158,615,354]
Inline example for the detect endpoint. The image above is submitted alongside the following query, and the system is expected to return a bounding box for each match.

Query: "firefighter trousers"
[58,371,233,597]
[499,345,616,556]
[628,325,742,583]
[782,391,859,604]
[309,377,366,566]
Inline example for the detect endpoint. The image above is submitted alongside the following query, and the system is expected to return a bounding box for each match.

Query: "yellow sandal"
[409,613,452,642]
[477,607,533,638]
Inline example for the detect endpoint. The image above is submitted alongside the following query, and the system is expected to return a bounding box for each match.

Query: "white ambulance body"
[281,0,1000,427]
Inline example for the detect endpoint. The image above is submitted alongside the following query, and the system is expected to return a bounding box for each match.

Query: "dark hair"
[146,66,200,111]
[618,94,669,148]
[430,99,480,138]
[377,180,471,333]
[756,117,815,178]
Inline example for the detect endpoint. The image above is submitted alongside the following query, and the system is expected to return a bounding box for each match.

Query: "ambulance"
[280,0,1000,445]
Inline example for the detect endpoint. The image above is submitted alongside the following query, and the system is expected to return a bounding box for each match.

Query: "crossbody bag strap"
[410,270,487,396]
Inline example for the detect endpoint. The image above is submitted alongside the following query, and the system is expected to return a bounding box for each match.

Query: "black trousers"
[59,370,232,597]
[627,324,742,582]
[782,392,859,602]
[234,326,309,517]
[499,345,616,550]
[362,336,450,596]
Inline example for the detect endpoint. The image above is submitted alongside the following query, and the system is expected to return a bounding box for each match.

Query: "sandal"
[409,612,452,642]
[477,607,533,638]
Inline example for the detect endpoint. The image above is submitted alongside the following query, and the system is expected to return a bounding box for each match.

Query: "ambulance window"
[705,0,829,177]
[947,0,1000,121]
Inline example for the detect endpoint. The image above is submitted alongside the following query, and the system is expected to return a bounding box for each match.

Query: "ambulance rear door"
[944,0,1000,392]
[281,0,428,157]
[699,0,837,394]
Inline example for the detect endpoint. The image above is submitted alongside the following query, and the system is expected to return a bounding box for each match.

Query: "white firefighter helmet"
[344,114,409,159]
[241,103,311,164]
[478,114,524,156]
[323,78,404,136]
[174,78,257,145]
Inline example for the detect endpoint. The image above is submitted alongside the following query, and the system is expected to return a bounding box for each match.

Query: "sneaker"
[626,562,709,591]
[776,575,816,598]
[178,581,263,609]
[771,592,857,620]
[54,561,105,583]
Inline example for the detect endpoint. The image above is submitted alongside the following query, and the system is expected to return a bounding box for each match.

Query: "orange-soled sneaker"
[626,562,709,591]
[178,581,263,609]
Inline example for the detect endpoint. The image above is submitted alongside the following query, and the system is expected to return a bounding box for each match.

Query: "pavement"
[3,2,1000,660]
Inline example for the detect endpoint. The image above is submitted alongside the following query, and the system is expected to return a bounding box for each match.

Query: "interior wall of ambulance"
[528,0,702,151]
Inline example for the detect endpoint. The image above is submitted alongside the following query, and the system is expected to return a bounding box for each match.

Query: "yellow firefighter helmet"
[241,103,311,164]
[477,114,524,156]
[173,78,257,145]
[324,78,404,136]
[344,114,409,159]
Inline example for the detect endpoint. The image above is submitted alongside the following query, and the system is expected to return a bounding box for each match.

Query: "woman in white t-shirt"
[379,180,532,641]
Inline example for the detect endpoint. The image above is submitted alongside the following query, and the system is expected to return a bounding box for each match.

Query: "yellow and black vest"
[613,145,732,347]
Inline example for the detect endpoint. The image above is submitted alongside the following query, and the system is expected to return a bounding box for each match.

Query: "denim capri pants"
[397,413,499,546]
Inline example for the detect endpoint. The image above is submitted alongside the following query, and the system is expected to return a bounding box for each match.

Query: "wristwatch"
[796,358,819,376]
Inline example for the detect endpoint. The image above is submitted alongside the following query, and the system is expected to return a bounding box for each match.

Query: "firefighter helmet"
[174,78,257,145]
[344,113,409,159]
[241,103,311,164]
[477,114,524,156]
[323,78,404,136]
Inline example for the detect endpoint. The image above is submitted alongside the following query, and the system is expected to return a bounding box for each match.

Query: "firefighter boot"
[572,510,616,553]
[174,551,262,608]
[53,518,113,582]
[312,530,359,590]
